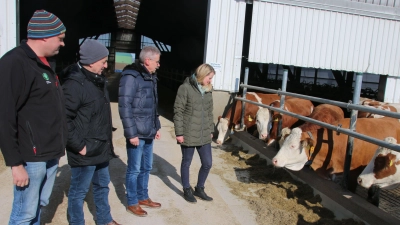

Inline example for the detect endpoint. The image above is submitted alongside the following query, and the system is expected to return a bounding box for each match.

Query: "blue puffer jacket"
[118,62,161,139]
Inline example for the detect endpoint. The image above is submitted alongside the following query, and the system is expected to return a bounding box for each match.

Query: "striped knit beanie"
[27,10,66,39]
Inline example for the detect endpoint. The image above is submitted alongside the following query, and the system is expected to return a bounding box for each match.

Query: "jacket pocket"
[134,115,153,136]
[84,138,106,157]
[26,121,37,155]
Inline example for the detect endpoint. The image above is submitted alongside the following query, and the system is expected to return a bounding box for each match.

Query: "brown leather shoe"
[106,220,121,225]
[126,204,147,217]
[138,198,161,208]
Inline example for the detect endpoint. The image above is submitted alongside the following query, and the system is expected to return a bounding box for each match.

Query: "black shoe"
[183,187,197,203]
[194,187,213,201]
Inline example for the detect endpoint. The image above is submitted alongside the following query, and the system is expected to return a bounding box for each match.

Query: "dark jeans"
[180,143,212,189]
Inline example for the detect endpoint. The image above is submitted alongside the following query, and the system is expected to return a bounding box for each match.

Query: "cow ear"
[302,138,314,149]
[388,153,396,166]
[273,114,282,122]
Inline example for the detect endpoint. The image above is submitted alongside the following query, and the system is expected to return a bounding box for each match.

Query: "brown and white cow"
[357,137,400,206]
[358,101,397,118]
[272,117,400,191]
[216,92,281,144]
[358,137,400,190]
[257,98,313,145]
[277,104,344,148]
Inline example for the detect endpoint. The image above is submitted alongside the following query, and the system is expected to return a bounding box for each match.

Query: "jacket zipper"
[201,95,204,145]
[26,121,37,155]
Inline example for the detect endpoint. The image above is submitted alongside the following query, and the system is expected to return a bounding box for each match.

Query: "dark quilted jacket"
[173,76,214,146]
[118,63,161,139]
[61,63,116,167]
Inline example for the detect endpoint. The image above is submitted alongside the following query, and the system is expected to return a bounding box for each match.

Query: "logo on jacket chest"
[42,73,52,84]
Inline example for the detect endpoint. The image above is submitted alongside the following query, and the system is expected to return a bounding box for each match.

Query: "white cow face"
[358,137,400,189]
[216,118,229,145]
[272,128,309,171]
[256,108,272,141]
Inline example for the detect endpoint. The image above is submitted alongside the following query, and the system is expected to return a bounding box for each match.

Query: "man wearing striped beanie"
[0,9,68,225]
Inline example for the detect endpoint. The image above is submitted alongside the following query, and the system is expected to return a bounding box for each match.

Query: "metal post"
[342,73,362,189]
[241,68,249,130]
[276,69,288,147]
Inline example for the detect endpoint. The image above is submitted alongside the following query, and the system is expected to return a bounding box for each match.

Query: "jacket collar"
[20,40,56,70]
[123,60,158,81]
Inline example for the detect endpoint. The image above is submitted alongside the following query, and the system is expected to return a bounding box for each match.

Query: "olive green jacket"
[173,77,214,146]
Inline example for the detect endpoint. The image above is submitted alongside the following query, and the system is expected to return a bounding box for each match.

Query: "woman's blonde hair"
[195,64,215,91]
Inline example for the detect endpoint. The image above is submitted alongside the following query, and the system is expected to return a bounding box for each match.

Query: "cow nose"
[357,177,362,185]
[272,158,278,166]
[216,139,222,145]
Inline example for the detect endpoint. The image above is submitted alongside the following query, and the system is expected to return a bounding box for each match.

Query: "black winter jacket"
[61,63,115,167]
[0,40,67,166]
[118,62,161,139]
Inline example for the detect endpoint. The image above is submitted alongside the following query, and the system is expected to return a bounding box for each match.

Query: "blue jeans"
[9,158,59,225]
[180,143,212,189]
[126,139,154,206]
[67,162,113,225]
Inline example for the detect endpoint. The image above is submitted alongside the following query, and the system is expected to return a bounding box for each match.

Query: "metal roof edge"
[258,0,400,21]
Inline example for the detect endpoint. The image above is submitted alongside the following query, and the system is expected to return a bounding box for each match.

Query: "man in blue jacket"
[118,46,162,217]
[0,10,67,225]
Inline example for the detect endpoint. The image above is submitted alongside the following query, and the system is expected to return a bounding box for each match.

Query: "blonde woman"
[173,64,215,203]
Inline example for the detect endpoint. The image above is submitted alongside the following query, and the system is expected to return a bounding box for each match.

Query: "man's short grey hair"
[139,46,161,63]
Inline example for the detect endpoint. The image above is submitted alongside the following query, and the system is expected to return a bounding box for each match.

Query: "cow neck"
[303,131,316,166]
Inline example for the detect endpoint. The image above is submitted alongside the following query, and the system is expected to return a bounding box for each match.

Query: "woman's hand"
[176,136,184,143]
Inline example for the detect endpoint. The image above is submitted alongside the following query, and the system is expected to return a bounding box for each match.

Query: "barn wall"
[0,0,17,57]
[205,0,247,92]
[249,0,400,77]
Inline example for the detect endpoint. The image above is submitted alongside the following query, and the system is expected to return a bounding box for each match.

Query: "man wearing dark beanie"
[60,39,120,225]
[0,9,67,225]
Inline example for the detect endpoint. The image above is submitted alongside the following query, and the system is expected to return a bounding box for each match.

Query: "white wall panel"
[205,0,246,92]
[249,0,400,76]
[0,0,17,57]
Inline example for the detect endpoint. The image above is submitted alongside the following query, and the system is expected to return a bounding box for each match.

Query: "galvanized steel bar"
[239,84,400,119]
[241,68,249,130]
[234,97,400,152]
[342,73,363,189]
[277,70,289,144]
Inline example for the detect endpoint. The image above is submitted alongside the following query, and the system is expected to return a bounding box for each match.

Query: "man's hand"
[211,133,213,138]
[130,137,139,146]
[155,130,161,140]
[176,136,184,143]
[12,165,29,187]
[79,146,87,155]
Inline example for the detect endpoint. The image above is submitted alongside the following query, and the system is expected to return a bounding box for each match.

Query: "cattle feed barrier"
[229,131,400,225]
[237,68,400,190]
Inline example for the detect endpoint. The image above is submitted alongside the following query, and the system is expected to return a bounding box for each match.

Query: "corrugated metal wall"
[205,0,246,92]
[248,0,400,77]
[0,0,17,57]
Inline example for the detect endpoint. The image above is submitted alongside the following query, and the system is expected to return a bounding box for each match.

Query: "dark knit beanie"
[27,10,66,39]
[79,40,109,65]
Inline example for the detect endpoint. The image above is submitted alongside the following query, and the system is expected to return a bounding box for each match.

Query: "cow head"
[256,108,272,141]
[272,128,312,171]
[358,137,400,189]
[216,117,230,145]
